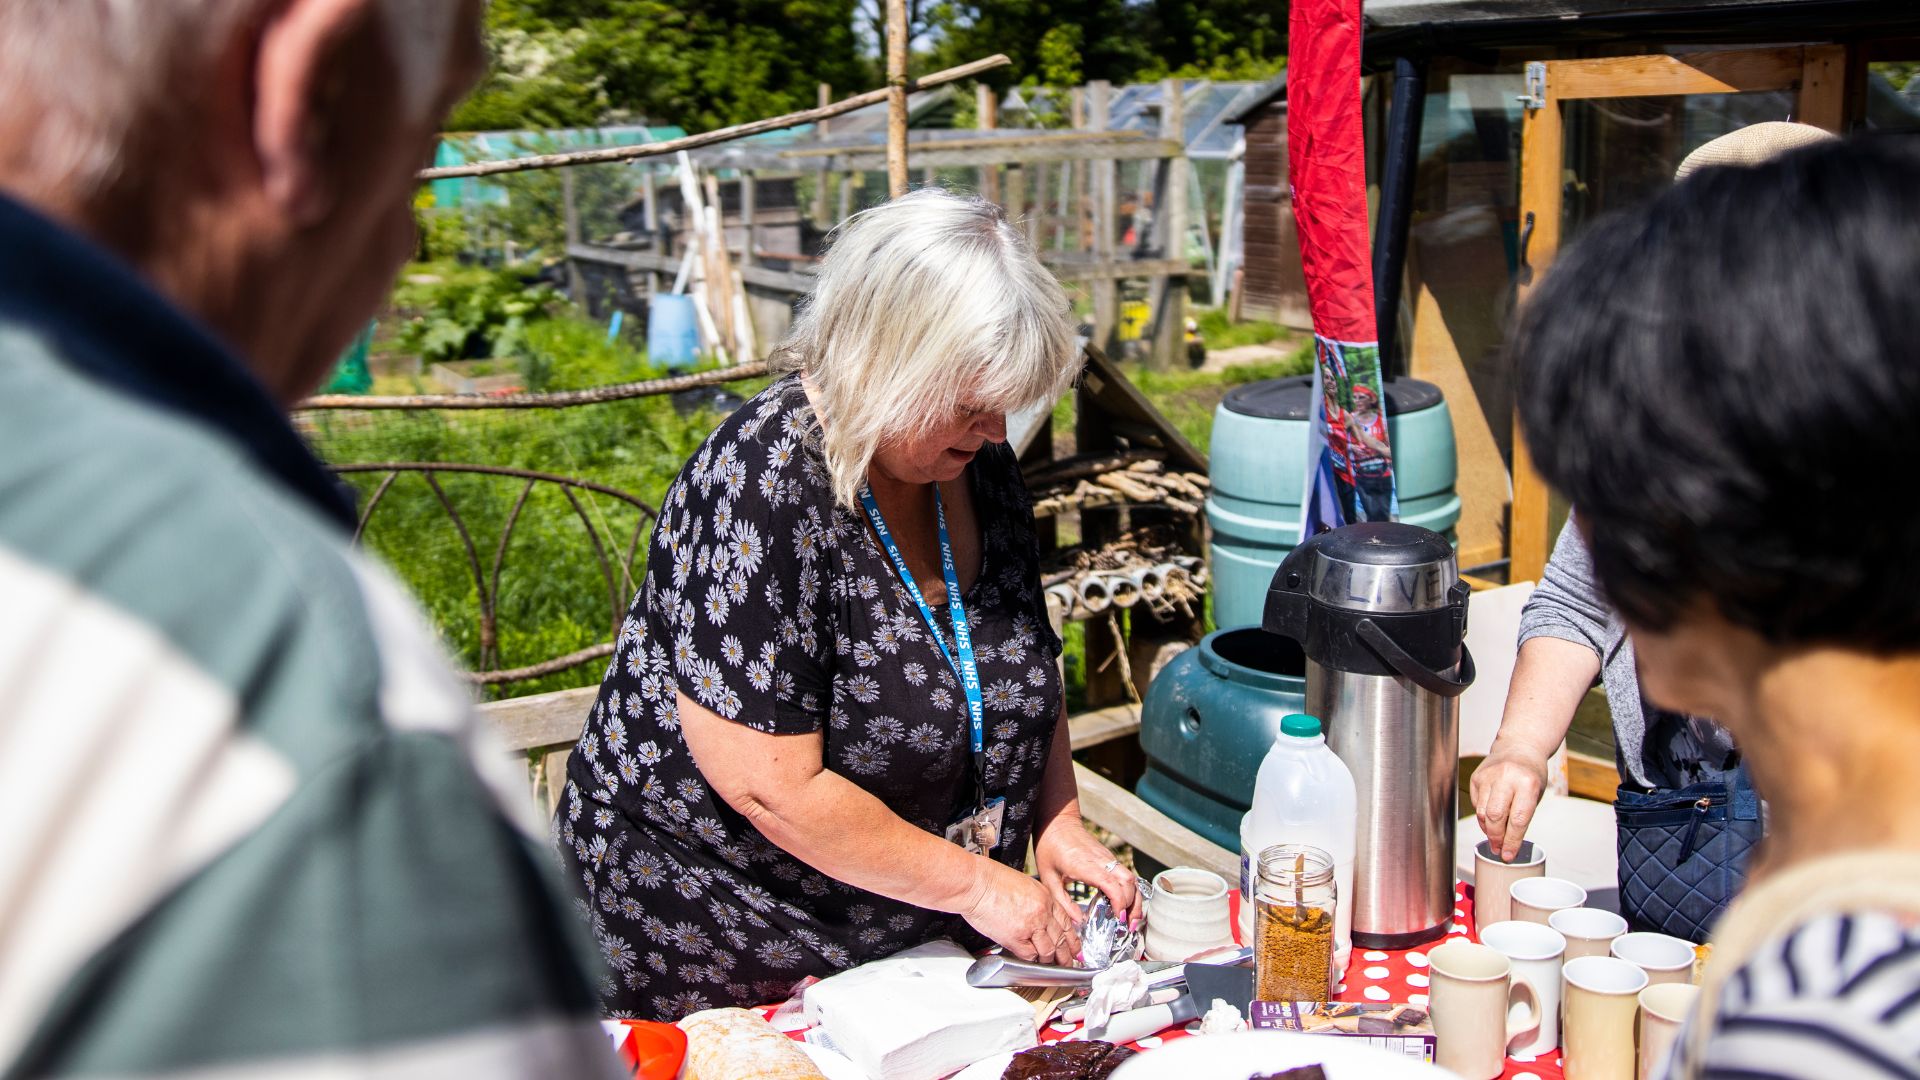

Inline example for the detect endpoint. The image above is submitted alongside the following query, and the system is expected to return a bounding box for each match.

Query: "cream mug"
[1550,907,1630,962]
[1143,867,1235,962]
[1428,940,1542,1080]
[1638,982,1701,1080]
[1563,955,1649,1080]
[1509,875,1586,926]
[1611,932,1696,987]
[1473,839,1546,928]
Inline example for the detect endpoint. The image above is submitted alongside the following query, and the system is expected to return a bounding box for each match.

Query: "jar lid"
[1281,713,1322,738]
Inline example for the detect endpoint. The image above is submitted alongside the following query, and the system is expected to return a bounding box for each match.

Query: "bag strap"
[1679,850,1920,1078]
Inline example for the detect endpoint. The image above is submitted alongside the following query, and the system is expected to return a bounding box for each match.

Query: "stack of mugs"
[1426,840,1701,1080]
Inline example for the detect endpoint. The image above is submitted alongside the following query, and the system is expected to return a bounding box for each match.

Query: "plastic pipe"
[1152,562,1185,589]
[1137,564,1167,600]
[1076,575,1112,614]
[1107,572,1142,609]
[1045,583,1080,620]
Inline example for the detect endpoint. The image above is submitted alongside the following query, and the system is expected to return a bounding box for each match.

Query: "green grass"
[1124,347,1314,451]
[1195,307,1292,351]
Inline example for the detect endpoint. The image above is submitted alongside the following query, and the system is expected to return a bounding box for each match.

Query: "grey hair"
[0,0,462,200]
[770,188,1080,508]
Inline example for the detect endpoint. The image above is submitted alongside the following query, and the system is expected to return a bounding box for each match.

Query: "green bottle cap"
[1281,713,1322,738]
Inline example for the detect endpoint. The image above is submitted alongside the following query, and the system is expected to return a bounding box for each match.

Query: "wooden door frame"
[1507,45,1848,584]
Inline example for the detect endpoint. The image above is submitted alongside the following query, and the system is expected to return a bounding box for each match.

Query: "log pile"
[1028,457,1209,519]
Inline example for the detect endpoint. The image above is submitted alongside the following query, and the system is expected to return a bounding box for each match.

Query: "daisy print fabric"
[556,374,1064,1020]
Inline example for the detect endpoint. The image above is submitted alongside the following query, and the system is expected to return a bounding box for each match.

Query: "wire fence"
[299,360,773,699]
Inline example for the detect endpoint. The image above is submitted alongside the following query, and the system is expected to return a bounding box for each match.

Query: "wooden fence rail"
[478,692,1238,875]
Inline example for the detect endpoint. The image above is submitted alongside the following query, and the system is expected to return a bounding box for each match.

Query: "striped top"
[1671,911,1920,1079]
[0,196,618,1077]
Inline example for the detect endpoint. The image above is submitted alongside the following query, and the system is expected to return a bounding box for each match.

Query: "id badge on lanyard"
[858,483,999,854]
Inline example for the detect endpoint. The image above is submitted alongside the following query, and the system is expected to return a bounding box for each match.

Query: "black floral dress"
[556,375,1064,1020]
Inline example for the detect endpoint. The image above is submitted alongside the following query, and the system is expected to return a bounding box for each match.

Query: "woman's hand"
[961,858,1081,965]
[1471,742,1551,862]
[1035,815,1143,932]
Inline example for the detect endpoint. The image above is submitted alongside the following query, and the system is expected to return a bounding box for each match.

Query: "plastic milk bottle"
[1239,713,1358,976]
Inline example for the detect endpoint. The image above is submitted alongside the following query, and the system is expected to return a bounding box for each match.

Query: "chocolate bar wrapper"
[1250,1001,1436,1063]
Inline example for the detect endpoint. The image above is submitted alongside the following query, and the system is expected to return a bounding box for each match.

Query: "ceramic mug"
[1509,876,1587,926]
[1563,955,1650,1080]
[1143,867,1236,962]
[1611,932,1696,987]
[1478,920,1567,1058]
[1638,982,1701,1080]
[1428,940,1542,1080]
[1551,907,1630,962]
[1473,839,1547,928]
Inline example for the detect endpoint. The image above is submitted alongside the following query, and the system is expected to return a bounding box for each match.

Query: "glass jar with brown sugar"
[1253,843,1336,1002]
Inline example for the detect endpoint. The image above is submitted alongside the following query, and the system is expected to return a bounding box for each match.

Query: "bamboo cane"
[419,55,1009,182]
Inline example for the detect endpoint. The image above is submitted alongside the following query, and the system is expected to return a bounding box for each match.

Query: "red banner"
[1289,0,1397,532]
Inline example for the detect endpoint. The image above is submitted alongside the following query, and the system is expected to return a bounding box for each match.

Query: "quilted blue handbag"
[1614,761,1763,943]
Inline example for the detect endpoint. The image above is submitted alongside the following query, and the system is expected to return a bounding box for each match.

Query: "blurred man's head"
[0,0,485,402]
[1512,135,1920,722]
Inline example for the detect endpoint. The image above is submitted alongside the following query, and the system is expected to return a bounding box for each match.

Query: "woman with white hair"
[558,189,1140,1019]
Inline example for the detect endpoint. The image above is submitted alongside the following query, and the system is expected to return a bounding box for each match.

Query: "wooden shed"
[1220,74,1311,329]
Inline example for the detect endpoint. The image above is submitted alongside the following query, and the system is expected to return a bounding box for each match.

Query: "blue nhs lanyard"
[857,483,988,798]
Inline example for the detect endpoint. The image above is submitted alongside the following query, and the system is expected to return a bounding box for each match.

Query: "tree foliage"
[444,0,1289,134]
[449,0,872,133]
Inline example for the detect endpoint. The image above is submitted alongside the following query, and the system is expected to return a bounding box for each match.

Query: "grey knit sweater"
[1516,520,1738,790]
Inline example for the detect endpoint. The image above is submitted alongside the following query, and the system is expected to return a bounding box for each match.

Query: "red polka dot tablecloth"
[1014,881,1562,1078]
[760,879,1562,1079]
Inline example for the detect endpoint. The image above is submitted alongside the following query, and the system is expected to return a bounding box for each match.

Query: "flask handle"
[1353,617,1476,698]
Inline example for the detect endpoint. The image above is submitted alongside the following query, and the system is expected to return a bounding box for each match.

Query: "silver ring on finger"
[1101,859,1121,875]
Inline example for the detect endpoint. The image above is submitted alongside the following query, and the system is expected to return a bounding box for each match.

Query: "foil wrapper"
[1078,878,1150,970]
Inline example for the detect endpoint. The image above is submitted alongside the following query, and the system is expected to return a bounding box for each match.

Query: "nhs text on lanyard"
[857,483,1002,855]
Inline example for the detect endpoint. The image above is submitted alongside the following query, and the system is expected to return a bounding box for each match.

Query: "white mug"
[1478,920,1567,1058]
[1509,875,1586,925]
[1611,932,1695,987]
[1550,907,1630,962]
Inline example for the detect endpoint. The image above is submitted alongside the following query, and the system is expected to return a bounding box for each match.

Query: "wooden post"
[886,0,909,198]
[977,82,1001,205]
[740,171,758,267]
[561,166,586,305]
[1149,79,1188,370]
[1076,356,1126,710]
[1510,75,1566,586]
[1798,44,1848,131]
[1088,81,1118,356]
[1055,148,1074,251]
[640,169,662,295]
[1029,163,1049,245]
[1070,87,1088,251]
[839,171,855,220]
[813,84,835,227]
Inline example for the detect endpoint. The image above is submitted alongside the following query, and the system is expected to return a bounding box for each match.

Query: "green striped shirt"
[0,195,617,1078]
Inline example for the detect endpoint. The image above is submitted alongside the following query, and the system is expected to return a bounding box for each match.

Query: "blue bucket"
[647,294,701,372]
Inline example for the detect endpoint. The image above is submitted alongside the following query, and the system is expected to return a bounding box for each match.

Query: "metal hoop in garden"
[332,462,658,686]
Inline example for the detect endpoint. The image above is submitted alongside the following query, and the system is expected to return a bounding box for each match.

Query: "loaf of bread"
[676,1007,826,1080]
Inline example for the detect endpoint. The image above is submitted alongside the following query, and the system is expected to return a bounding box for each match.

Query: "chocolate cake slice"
[1248,1067,1329,1080]
[1001,1041,1137,1080]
